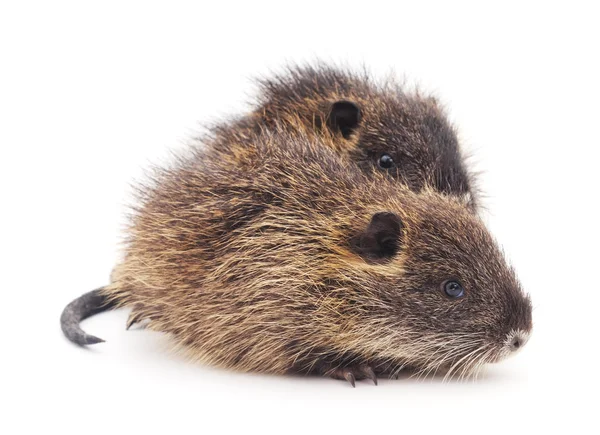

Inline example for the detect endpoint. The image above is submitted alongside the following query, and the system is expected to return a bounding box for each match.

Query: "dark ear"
[327,101,361,139]
[351,212,404,262]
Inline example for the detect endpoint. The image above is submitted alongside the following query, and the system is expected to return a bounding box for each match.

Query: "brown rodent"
[61,126,531,385]
[210,63,478,210]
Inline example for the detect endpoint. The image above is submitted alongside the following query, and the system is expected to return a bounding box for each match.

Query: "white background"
[1,1,599,434]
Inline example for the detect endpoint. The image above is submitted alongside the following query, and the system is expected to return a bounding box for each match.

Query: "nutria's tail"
[61,288,116,345]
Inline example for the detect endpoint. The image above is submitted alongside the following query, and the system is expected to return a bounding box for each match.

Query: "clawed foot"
[126,310,150,330]
[326,364,378,387]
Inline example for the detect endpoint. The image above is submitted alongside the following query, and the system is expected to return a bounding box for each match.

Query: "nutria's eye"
[378,153,395,169]
[443,280,464,298]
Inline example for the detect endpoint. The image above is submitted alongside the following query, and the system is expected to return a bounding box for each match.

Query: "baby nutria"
[61,126,531,385]
[210,63,478,210]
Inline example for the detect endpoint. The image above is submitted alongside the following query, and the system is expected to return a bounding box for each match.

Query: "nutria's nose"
[507,330,529,352]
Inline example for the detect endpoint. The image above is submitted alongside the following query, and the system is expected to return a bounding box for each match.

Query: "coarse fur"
[96,126,531,382]
[210,63,478,210]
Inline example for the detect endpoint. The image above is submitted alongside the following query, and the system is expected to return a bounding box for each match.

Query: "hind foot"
[325,364,378,387]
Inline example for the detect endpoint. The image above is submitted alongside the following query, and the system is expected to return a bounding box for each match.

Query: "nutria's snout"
[493,290,532,360]
[486,329,530,364]
[506,329,530,354]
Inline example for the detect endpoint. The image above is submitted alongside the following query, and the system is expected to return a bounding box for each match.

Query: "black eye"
[443,280,465,298]
[378,153,395,169]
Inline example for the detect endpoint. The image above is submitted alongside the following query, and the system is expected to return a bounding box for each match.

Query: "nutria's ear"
[327,101,361,139]
[351,212,404,262]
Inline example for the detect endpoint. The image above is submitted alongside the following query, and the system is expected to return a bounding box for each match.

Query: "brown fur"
[101,126,531,380]
[210,63,478,210]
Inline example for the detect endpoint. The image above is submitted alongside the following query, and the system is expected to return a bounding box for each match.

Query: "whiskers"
[380,333,496,382]
[440,344,494,382]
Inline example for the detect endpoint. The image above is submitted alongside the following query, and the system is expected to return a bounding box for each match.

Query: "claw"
[362,365,378,385]
[343,370,356,388]
[126,311,143,330]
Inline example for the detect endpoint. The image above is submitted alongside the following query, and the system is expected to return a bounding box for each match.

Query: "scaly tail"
[60,287,116,345]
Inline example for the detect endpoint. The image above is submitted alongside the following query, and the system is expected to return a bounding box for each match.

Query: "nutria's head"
[254,63,476,210]
[328,189,531,378]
